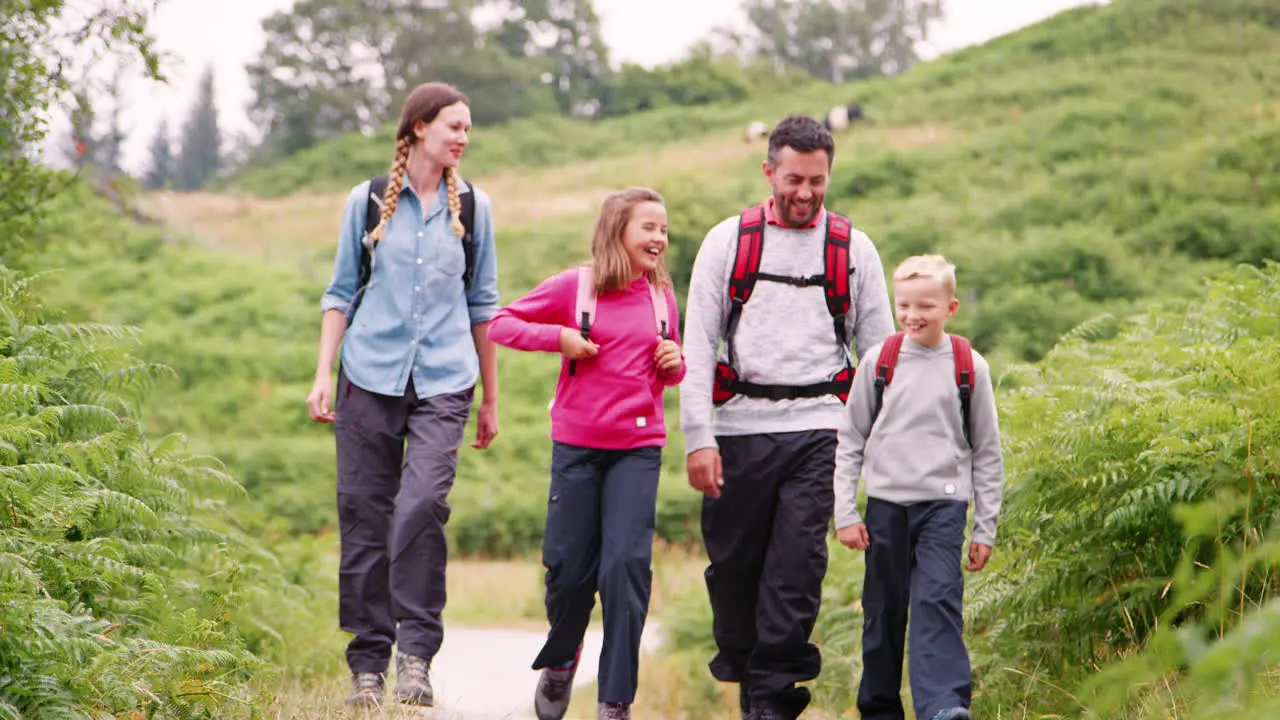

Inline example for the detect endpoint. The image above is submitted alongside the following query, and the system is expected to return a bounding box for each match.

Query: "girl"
[305,81,500,709]
[487,187,685,720]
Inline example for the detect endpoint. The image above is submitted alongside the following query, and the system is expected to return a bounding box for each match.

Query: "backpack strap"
[724,204,766,366]
[871,331,906,423]
[823,211,853,351]
[950,334,974,447]
[350,175,389,325]
[459,179,476,292]
[651,282,670,340]
[569,265,596,376]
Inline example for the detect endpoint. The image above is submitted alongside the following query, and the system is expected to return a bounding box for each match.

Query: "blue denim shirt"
[321,173,500,400]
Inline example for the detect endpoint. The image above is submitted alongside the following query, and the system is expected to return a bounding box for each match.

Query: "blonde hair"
[367,82,469,246]
[587,187,672,294]
[893,253,957,297]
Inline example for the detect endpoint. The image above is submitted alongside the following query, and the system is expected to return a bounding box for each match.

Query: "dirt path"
[317,622,663,720]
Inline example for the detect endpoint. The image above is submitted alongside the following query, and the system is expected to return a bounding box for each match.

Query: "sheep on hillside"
[743,120,769,142]
[822,103,865,132]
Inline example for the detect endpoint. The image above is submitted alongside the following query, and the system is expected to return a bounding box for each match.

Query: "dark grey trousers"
[858,498,972,720]
[334,369,473,674]
[531,441,662,704]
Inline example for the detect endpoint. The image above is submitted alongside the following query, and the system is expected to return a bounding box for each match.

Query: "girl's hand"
[559,327,600,360]
[655,337,682,374]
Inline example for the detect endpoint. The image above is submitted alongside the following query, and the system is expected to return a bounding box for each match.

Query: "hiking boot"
[929,709,972,720]
[598,701,630,719]
[534,646,581,720]
[739,683,752,718]
[346,672,384,709]
[394,653,433,706]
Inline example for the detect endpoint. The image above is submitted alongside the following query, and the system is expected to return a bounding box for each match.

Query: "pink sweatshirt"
[488,268,687,450]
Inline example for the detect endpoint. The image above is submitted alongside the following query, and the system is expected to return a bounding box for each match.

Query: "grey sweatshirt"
[679,210,895,453]
[832,334,1006,546]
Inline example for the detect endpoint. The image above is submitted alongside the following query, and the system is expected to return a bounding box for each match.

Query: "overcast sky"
[71,0,1107,175]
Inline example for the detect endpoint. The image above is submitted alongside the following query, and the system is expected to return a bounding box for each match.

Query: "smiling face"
[414,100,471,168]
[894,276,959,347]
[763,146,830,228]
[622,201,669,278]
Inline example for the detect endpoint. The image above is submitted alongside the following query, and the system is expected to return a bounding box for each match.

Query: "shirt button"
[417,231,423,238]
[417,258,423,264]
[415,285,421,292]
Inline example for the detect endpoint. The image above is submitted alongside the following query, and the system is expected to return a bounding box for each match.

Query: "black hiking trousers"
[701,430,837,718]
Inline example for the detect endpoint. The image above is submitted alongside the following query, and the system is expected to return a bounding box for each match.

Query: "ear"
[413,119,429,140]
[947,297,960,317]
[761,159,773,180]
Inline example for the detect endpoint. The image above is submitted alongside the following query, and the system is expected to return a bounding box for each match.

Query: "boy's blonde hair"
[893,254,957,298]
[588,187,672,294]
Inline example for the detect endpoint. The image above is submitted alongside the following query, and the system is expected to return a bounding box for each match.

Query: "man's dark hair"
[766,114,835,168]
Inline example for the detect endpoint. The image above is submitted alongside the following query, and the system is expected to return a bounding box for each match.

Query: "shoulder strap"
[723,204,766,368]
[823,210,853,349]
[950,334,975,448]
[460,179,476,291]
[568,266,595,376]
[650,281,670,339]
[730,204,766,305]
[351,175,389,325]
[871,331,907,425]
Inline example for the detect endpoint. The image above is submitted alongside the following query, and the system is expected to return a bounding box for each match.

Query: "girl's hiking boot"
[394,653,433,706]
[930,709,972,720]
[346,672,384,708]
[534,646,582,720]
[598,701,631,719]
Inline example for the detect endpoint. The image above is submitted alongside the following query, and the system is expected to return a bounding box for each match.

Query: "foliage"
[742,0,945,82]
[0,269,301,718]
[172,65,222,191]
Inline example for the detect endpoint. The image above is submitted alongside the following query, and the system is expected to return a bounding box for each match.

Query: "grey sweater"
[679,210,895,454]
[833,334,1006,546]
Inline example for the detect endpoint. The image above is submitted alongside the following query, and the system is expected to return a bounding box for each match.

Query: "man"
[680,114,895,720]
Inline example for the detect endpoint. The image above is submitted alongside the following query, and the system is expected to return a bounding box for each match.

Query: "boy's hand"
[655,337,682,373]
[837,523,870,551]
[559,327,600,360]
[965,543,992,572]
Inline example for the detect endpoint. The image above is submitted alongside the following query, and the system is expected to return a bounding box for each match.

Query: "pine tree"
[173,64,221,190]
[143,119,173,189]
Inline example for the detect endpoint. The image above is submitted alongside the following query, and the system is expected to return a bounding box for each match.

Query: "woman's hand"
[306,373,335,423]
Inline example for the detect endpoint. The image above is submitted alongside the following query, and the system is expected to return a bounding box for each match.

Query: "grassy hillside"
[34,0,1279,564]
[12,0,1280,715]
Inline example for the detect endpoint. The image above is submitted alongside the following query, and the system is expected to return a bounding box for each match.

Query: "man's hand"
[965,543,992,572]
[836,523,870,551]
[686,447,723,498]
[559,327,600,360]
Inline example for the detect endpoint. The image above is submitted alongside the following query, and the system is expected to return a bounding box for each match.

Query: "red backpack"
[712,203,855,405]
[870,331,975,447]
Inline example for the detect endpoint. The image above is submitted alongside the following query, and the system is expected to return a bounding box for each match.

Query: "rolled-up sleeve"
[321,182,369,315]
[466,186,500,325]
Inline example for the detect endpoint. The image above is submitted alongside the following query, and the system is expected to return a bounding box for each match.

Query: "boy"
[832,254,1005,720]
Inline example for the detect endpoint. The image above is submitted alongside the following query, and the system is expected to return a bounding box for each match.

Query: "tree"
[488,0,612,115]
[173,64,221,190]
[246,0,554,160]
[144,118,172,189]
[743,0,945,83]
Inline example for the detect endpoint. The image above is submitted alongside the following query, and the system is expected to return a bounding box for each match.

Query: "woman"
[306,81,500,709]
